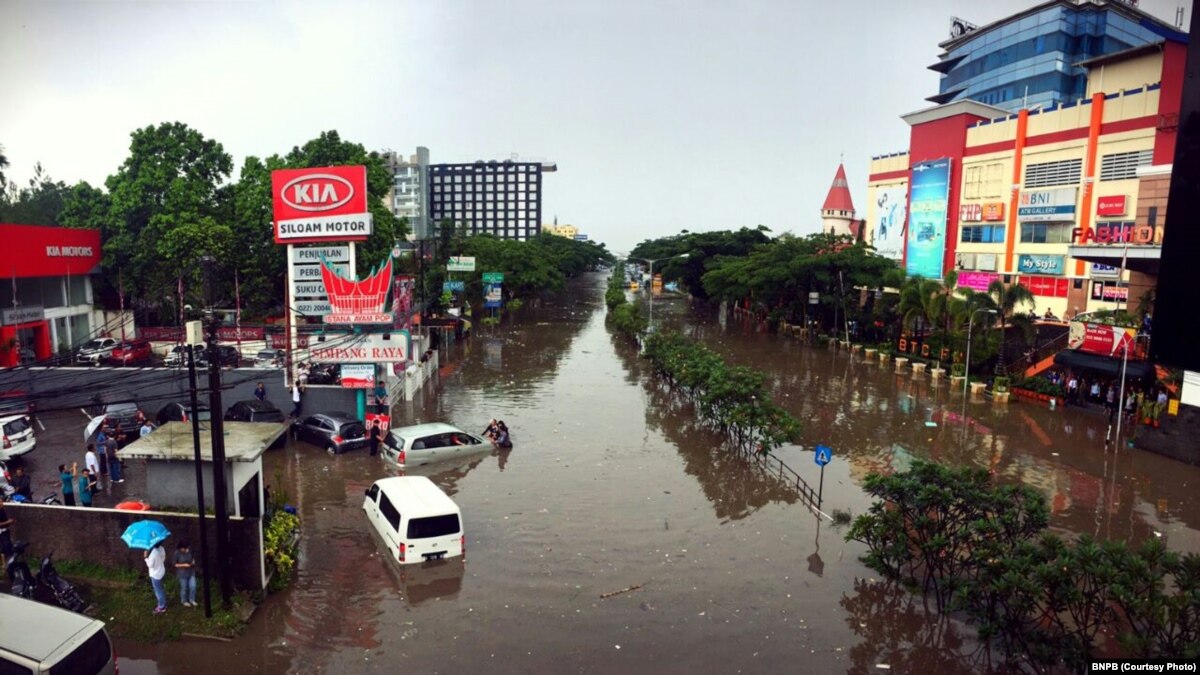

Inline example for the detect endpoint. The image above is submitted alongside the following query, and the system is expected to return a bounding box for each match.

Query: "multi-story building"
[543,223,578,239]
[428,160,557,241]
[867,34,1185,318]
[930,0,1184,112]
[380,147,431,240]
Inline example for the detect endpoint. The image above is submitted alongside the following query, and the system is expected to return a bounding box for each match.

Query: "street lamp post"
[964,308,998,398]
[627,253,689,328]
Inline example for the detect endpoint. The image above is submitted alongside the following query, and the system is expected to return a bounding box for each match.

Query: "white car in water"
[381,423,489,469]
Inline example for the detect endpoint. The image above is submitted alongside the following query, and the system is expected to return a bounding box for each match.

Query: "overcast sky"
[0,0,1190,252]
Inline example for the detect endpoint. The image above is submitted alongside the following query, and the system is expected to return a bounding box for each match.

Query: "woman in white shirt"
[144,543,168,614]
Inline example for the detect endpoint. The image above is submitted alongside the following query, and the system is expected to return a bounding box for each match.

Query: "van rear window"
[408,514,460,539]
[2,417,29,436]
[48,628,111,675]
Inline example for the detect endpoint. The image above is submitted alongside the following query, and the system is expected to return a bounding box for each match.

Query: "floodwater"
[116,273,1200,674]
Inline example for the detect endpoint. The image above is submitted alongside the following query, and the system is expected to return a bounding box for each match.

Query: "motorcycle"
[5,541,35,599]
[8,494,60,506]
[37,550,85,612]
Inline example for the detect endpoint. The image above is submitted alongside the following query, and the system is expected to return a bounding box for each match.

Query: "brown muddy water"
[116,273,1200,674]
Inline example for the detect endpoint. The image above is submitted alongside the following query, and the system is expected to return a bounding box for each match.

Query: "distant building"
[380,147,431,240]
[543,223,578,239]
[429,159,556,241]
[821,164,857,237]
[930,0,1185,112]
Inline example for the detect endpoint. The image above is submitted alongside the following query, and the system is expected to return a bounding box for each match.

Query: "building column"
[1076,92,1106,277]
[1004,109,1029,274]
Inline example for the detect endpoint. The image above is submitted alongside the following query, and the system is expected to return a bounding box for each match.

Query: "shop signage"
[1072,221,1162,245]
[294,263,349,280]
[955,252,976,270]
[1,305,45,325]
[447,256,476,272]
[140,326,264,341]
[482,272,505,283]
[272,165,372,244]
[981,202,1005,221]
[1018,188,1077,222]
[340,364,376,389]
[485,283,503,309]
[976,253,998,271]
[573,234,589,241]
[1017,254,1065,276]
[292,281,328,297]
[808,291,820,305]
[1090,263,1120,278]
[1068,320,1138,358]
[1,224,103,278]
[1090,281,1129,302]
[321,257,394,325]
[871,185,907,261]
[1096,195,1127,217]
[957,272,998,292]
[1018,275,1070,298]
[443,281,465,292]
[45,246,95,258]
[311,331,411,363]
[959,203,982,222]
[289,246,351,264]
[295,301,332,315]
[906,158,951,279]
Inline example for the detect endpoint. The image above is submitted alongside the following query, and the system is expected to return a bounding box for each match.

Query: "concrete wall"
[143,459,259,517]
[4,502,265,591]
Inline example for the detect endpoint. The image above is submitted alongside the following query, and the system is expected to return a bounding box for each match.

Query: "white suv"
[77,337,118,366]
[0,415,36,461]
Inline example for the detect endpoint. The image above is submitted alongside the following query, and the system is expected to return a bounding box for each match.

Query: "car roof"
[237,400,278,411]
[388,423,466,437]
[372,476,461,518]
[314,412,358,423]
[0,595,106,661]
[105,402,138,411]
[0,414,29,424]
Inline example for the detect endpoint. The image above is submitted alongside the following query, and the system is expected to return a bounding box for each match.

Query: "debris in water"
[600,584,643,599]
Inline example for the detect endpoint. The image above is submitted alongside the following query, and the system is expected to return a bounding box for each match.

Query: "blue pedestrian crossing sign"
[814,444,833,467]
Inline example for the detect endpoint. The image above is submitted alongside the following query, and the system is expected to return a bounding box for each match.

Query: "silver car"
[76,337,118,366]
[382,423,489,469]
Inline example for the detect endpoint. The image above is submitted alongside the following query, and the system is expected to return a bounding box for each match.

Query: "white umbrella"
[84,414,104,441]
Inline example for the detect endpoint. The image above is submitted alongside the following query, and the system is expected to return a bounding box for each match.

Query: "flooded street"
[119,273,1200,674]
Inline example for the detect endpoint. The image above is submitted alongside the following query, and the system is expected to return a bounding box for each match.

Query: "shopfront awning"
[1066,245,1160,275]
[1053,350,1156,380]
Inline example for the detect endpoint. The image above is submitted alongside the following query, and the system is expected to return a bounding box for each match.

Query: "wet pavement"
[10,272,1200,673]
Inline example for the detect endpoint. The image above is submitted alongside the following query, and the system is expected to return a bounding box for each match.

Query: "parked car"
[0,414,36,461]
[213,345,242,368]
[0,595,119,674]
[94,402,142,445]
[163,344,208,368]
[76,337,118,366]
[155,401,211,426]
[254,349,285,368]
[106,340,154,366]
[381,423,488,469]
[362,476,465,565]
[291,413,367,455]
[224,400,285,423]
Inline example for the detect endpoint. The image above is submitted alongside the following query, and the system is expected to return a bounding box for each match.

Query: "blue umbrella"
[121,520,171,550]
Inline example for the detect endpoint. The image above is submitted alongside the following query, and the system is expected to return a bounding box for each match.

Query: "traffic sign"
[482,272,504,283]
[443,280,465,292]
[814,444,833,466]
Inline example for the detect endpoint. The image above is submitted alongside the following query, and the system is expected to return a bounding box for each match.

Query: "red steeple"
[821,163,855,214]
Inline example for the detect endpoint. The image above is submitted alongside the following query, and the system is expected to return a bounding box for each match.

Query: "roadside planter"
[911,362,927,375]
[895,357,909,371]
[864,348,877,360]
[992,377,1011,404]
[1012,387,1059,408]
[930,367,945,380]
[969,381,988,396]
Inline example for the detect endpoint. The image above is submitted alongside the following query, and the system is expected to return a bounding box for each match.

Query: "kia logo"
[281,173,354,212]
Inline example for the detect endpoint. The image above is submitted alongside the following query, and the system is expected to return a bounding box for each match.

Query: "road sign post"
[814,444,833,508]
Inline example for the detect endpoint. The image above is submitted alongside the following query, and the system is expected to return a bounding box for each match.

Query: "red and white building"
[0,224,103,367]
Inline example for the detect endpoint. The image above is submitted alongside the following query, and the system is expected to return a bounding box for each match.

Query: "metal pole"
[202,260,234,608]
[186,343,213,618]
[964,312,977,398]
[817,464,825,509]
[1114,341,1129,449]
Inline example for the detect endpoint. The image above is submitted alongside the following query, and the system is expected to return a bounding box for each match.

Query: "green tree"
[0,143,8,187]
[980,280,1036,374]
[631,226,772,299]
[0,162,71,225]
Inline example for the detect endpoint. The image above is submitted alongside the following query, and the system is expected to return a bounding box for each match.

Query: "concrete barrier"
[970,382,988,396]
[895,357,909,371]
[911,362,927,375]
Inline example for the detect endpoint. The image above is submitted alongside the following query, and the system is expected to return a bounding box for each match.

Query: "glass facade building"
[930,1,1184,111]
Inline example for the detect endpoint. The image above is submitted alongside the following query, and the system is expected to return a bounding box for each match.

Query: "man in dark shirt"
[11,468,31,500]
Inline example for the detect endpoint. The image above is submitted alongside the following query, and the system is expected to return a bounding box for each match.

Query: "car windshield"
[384,432,405,450]
[106,403,138,414]
[2,417,30,435]
[81,340,106,350]
[257,351,276,358]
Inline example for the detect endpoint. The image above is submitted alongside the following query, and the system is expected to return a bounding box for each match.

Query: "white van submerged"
[363,476,465,565]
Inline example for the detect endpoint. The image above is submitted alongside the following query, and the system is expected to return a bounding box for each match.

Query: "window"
[1099,149,1152,181]
[379,494,401,531]
[47,629,112,675]
[1020,222,1073,243]
[985,163,1005,197]
[1024,158,1082,188]
[960,225,1006,243]
[964,166,983,199]
[408,514,461,539]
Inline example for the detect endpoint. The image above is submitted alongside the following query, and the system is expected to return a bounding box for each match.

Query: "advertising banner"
[1068,321,1138,358]
[976,253,998,271]
[1017,254,1065,276]
[482,272,504,284]
[447,256,476,272]
[365,412,391,431]
[289,246,350,264]
[485,284,503,308]
[311,331,411,363]
[1073,221,1162,245]
[294,263,349,281]
[981,202,1005,221]
[1091,263,1120,278]
[1096,195,1127,217]
[1090,281,1129,302]
[1018,188,1077,222]
[322,256,394,325]
[870,185,906,261]
[339,364,375,389]
[959,203,982,222]
[0,224,102,278]
[955,253,976,269]
[957,272,998,292]
[139,326,265,341]
[392,275,414,332]
[906,159,951,279]
[1019,275,1070,298]
[272,165,372,244]
[443,281,465,292]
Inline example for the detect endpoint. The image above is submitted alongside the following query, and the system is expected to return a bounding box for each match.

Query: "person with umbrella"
[122,520,171,614]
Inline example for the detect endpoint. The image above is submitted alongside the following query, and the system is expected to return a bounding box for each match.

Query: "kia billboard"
[272,165,372,244]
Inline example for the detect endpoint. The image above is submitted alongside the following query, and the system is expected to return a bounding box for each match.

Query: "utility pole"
[202,257,234,608]
[185,320,213,618]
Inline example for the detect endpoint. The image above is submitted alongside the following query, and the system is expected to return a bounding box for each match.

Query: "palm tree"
[898,277,941,339]
[981,279,1036,374]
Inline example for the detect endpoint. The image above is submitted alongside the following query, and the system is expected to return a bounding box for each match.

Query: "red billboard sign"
[0,225,102,278]
[272,166,372,244]
[959,203,982,222]
[321,256,394,324]
[1096,195,1127,217]
[981,202,1005,221]
[1068,321,1140,359]
[1073,222,1163,245]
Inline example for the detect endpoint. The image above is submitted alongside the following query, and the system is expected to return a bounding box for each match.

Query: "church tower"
[820,163,856,236]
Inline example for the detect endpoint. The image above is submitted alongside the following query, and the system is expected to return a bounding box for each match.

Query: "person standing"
[368,421,381,457]
[74,465,95,507]
[11,468,31,501]
[84,444,101,490]
[174,541,197,607]
[58,464,75,507]
[254,382,266,402]
[139,420,154,438]
[291,382,304,418]
[145,543,168,614]
[105,433,123,484]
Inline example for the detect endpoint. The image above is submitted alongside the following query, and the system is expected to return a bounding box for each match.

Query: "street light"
[964,308,998,398]
[626,253,689,328]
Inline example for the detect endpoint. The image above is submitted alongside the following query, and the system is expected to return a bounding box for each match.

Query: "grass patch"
[59,560,250,642]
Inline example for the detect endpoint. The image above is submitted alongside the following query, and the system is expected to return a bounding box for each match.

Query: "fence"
[734,444,829,519]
